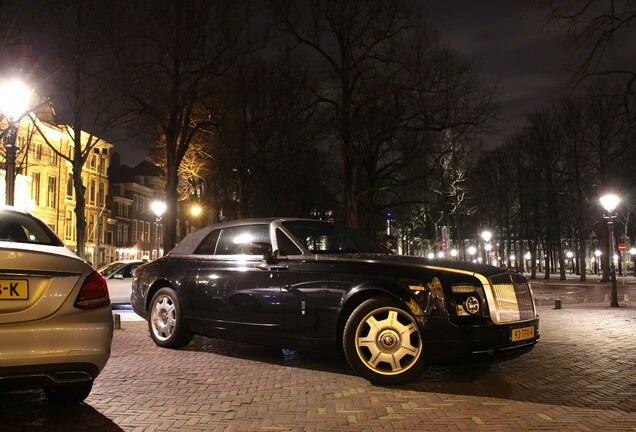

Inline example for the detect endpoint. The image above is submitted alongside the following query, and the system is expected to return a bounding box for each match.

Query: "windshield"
[282,221,389,254]
[97,261,128,277]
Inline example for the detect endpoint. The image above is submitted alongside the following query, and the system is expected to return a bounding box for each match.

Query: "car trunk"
[0,244,86,324]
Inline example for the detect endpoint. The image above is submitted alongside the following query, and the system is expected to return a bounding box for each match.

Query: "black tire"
[148,287,193,348]
[343,296,425,385]
[44,381,93,404]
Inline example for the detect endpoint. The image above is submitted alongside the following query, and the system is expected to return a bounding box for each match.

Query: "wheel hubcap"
[151,295,176,341]
[355,307,422,375]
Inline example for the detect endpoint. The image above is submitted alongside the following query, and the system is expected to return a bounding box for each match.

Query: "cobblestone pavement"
[2,302,636,432]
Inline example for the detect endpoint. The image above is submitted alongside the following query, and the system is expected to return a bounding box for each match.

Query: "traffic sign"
[488,251,496,258]
[618,243,627,252]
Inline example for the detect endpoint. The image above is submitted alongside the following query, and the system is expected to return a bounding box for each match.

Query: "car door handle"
[257,264,290,271]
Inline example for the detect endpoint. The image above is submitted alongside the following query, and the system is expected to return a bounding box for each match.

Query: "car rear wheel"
[148,287,193,348]
[44,381,93,404]
[343,296,425,385]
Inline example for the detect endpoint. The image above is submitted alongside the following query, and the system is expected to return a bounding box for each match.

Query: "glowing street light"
[481,230,493,265]
[600,194,620,307]
[0,79,31,206]
[191,205,202,217]
[151,200,167,259]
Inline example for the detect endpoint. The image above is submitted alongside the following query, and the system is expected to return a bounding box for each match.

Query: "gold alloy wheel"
[150,294,176,341]
[354,306,422,375]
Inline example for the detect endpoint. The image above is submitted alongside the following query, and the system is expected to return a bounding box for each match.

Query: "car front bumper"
[422,316,540,364]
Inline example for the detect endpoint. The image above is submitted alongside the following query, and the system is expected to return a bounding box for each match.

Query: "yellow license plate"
[511,326,535,342]
[0,279,28,299]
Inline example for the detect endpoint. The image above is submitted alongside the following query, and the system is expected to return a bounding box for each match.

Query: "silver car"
[0,207,113,403]
[98,260,144,304]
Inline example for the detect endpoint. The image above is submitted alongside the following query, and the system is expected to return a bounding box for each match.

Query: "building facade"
[1,114,113,265]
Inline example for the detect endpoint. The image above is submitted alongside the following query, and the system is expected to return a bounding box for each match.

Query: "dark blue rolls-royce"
[132,218,539,384]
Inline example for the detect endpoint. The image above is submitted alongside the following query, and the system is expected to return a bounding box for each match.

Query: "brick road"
[2,301,636,431]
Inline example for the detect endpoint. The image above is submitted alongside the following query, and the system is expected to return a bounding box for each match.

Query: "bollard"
[583,295,589,303]
[604,294,609,303]
[113,313,121,330]
[554,298,562,309]
[625,294,630,302]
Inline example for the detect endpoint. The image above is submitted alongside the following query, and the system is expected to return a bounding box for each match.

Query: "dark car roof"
[168,217,328,255]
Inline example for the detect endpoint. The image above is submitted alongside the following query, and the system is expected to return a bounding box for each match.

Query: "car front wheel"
[148,287,193,348]
[343,296,425,385]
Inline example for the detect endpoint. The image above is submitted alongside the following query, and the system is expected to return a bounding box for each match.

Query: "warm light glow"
[510,254,516,261]
[566,251,573,259]
[151,200,167,218]
[467,246,477,255]
[631,248,636,255]
[427,252,435,259]
[481,230,492,242]
[600,194,620,213]
[191,205,202,217]
[450,249,458,257]
[437,251,444,258]
[594,250,601,257]
[524,252,531,260]
[0,79,31,121]
[484,243,492,252]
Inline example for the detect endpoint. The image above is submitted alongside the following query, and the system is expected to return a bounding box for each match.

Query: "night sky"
[116,2,570,165]
[428,1,569,148]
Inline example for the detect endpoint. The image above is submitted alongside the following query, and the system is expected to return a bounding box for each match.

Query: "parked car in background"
[98,260,144,304]
[0,206,113,403]
[132,218,539,385]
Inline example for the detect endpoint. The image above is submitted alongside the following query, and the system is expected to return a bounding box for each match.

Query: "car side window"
[195,230,221,255]
[215,225,271,255]
[276,229,302,256]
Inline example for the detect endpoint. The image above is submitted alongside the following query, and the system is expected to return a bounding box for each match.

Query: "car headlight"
[464,296,480,314]
[452,284,485,316]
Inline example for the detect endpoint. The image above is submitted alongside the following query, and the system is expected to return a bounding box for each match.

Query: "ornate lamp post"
[151,200,167,259]
[0,80,31,206]
[600,194,620,307]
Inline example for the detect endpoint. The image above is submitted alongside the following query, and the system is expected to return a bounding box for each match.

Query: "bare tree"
[113,0,261,250]
[269,0,419,228]
[547,0,636,93]
[25,0,123,260]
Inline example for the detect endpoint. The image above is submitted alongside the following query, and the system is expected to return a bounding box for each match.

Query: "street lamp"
[191,205,202,217]
[0,79,31,206]
[600,194,620,307]
[151,200,167,259]
[467,246,477,262]
[566,251,574,274]
[481,230,492,265]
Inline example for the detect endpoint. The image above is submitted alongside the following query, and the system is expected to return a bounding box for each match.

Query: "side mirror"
[113,273,124,280]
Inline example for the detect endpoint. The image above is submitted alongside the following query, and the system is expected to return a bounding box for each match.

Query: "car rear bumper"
[0,363,97,390]
[0,307,113,385]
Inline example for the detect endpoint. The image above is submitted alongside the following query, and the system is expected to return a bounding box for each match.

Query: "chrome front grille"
[489,275,536,323]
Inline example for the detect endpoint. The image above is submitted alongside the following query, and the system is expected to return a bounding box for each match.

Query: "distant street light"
[467,246,477,262]
[191,205,202,217]
[600,194,620,307]
[566,251,574,274]
[481,230,492,265]
[151,200,167,259]
[0,79,31,206]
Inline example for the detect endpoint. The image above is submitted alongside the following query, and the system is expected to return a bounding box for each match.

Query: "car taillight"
[74,270,111,309]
